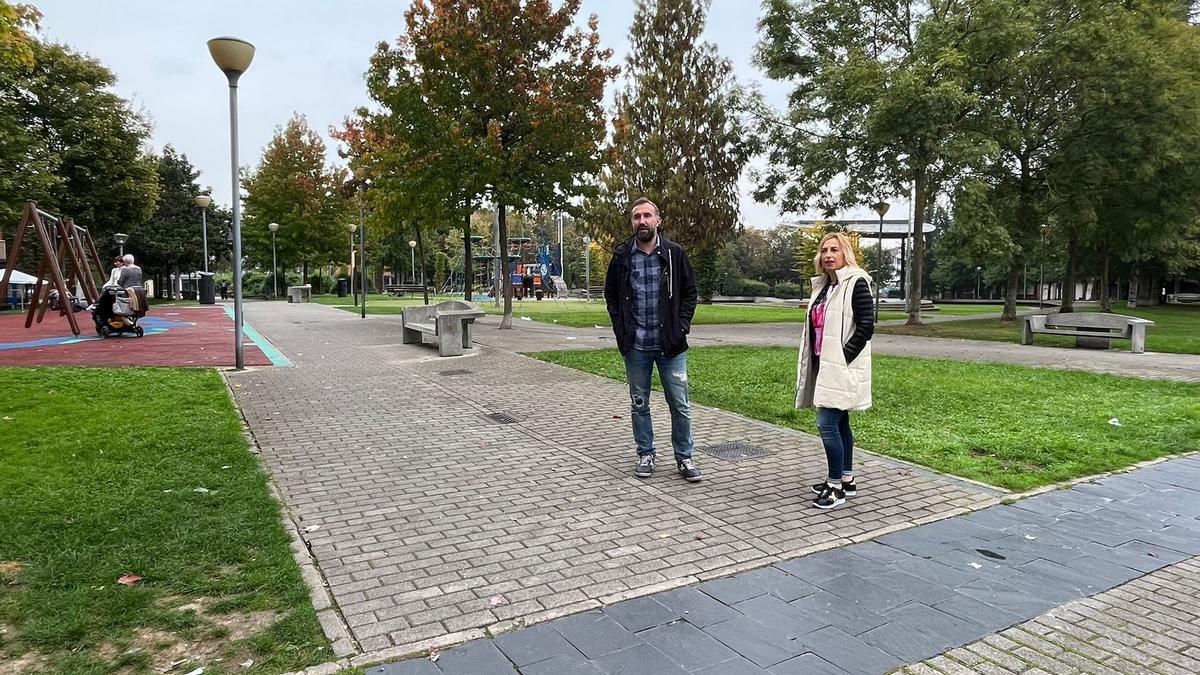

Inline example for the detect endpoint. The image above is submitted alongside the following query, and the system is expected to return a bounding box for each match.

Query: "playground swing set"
[0,200,109,337]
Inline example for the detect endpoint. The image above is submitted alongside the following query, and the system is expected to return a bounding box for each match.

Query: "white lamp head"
[207,37,255,84]
[268,222,279,233]
[195,195,213,209]
[349,223,358,233]
[113,233,129,245]
[871,201,890,218]
[408,240,417,249]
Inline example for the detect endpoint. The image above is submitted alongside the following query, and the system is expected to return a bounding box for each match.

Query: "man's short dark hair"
[630,197,660,217]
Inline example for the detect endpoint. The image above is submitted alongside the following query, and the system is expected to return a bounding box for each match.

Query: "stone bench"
[287,284,312,303]
[1022,312,1155,353]
[401,300,486,356]
[1168,292,1199,304]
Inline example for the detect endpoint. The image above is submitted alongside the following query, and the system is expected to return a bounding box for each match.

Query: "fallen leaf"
[489,595,507,607]
[193,487,210,494]
[184,668,204,675]
[2,416,12,421]
[239,660,254,668]
[1024,534,1037,540]
[657,532,671,539]
[1108,417,1123,427]
[428,647,440,662]
[967,562,982,570]
[1148,551,1159,558]
[612,415,621,420]
[117,574,142,586]
[63,516,75,524]
[694,533,705,540]
[221,465,232,470]
[303,525,320,533]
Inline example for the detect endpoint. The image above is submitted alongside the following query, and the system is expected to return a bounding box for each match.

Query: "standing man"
[605,198,702,482]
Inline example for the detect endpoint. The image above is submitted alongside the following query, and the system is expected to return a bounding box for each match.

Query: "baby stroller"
[91,287,147,338]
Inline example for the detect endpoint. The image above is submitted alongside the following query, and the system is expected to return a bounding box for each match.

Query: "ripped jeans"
[624,348,693,461]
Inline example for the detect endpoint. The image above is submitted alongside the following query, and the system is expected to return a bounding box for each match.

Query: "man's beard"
[635,226,655,242]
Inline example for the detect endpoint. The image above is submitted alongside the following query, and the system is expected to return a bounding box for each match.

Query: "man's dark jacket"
[605,233,698,357]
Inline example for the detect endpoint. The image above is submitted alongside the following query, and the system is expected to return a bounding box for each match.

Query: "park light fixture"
[581,235,591,300]
[208,35,255,370]
[409,239,417,285]
[113,232,129,256]
[268,222,280,299]
[195,195,213,273]
[870,201,890,323]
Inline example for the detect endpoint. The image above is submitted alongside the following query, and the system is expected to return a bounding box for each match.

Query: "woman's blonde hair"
[812,232,859,275]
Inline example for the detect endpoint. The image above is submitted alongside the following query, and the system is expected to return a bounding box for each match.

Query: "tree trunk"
[1002,266,1018,321]
[463,211,473,301]
[302,261,309,285]
[1060,235,1078,313]
[498,200,512,329]
[1099,248,1112,313]
[905,169,927,325]
[1128,264,1140,308]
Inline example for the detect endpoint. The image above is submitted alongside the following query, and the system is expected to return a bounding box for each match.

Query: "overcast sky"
[33,1,890,229]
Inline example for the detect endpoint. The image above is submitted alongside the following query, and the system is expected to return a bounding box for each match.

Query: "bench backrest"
[433,300,484,315]
[1044,312,1152,330]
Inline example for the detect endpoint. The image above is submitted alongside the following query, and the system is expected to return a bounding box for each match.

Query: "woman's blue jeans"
[816,407,853,481]
[624,349,693,461]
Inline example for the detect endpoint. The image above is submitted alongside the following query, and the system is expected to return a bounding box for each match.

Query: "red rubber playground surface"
[0,305,273,367]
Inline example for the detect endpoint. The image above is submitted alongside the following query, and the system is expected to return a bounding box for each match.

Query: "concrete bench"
[1168,292,1199,304]
[1022,312,1155,353]
[287,284,312,303]
[401,300,486,356]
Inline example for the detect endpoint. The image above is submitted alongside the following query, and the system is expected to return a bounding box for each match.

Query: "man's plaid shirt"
[630,243,663,351]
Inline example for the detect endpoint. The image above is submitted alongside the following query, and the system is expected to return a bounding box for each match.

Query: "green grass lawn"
[532,347,1200,491]
[0,368,328,674]
[316,294,923,326]
[879,303,1200,354]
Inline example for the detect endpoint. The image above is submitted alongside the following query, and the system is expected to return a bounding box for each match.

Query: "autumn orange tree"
[343,0,616,325]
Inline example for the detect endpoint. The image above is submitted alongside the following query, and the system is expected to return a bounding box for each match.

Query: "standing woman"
[795,232,875,509]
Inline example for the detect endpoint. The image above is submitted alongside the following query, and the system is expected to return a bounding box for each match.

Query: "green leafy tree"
[130,146,230,294]
[351,0,616,325]
[756,0,990,324]
[1,34,156,241]
[243,114,352,284]
[589,0,752,302]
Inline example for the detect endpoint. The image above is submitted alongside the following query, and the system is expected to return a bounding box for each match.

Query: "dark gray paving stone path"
[365,454,1200,674]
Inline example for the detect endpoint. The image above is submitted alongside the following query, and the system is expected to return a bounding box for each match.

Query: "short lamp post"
[408,240,417,285]
[581,235,591,300]
[871,201,890,323]
[349,223,358,307]
[1038,224,1047,309]
[268,222,279,299]
[208,35,255,370]
[114,232,129,257]
[195,195,213,272]
[976,266,984,299]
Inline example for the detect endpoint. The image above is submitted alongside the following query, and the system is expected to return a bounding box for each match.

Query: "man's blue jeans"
[816,407,853,481]
[624,349,693,461]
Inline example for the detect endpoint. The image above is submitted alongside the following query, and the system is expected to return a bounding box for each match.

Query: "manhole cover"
[696,442,769,462]
[439,369,473,376]
[484,412,519,424]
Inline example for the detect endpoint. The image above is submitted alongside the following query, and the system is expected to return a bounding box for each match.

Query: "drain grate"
[696,441,769,462]
[483,411,519,424]
[439,369,474,376]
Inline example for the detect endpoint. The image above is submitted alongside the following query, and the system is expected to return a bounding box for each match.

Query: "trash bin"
[198,272,215,305]
[337,278,349,297]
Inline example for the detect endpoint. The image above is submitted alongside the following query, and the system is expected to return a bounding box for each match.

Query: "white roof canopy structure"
[784,219,937,238]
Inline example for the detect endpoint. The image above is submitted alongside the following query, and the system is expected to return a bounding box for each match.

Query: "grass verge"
[532,347,1200,491]
[879,303,1200,354]
[0,367,328,674]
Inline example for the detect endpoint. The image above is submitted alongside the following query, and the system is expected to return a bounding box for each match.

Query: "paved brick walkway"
[364,454,1200,674]
[227,303,996,658]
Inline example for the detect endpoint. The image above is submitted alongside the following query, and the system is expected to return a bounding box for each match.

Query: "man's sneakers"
[634,454,703,483]
[677,458,702,482]
[634,454,656,478]
[813,483,846,509]
[811,478,856,497]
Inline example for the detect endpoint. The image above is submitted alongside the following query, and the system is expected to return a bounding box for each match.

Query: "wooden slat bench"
[1022,312,1155,354]
[401,300,486,356]
[385,284,432,297]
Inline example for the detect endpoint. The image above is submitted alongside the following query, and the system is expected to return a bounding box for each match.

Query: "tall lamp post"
[358,221,366,319]
[408,240,417,285]
[1038,224,1047,309]
[976,266,983,299]
[871,201,890,323]
[268,222,279,299]
[208,36,255,371]
[349,223,358,307]
[581,235,591,300]
[195,195,212,272]
[114,233,129,257]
